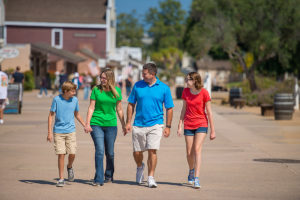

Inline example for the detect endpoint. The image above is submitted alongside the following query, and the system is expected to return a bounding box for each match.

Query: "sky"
[115,0,193,27]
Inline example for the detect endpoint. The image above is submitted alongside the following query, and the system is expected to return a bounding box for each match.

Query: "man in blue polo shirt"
[126,63,174,188]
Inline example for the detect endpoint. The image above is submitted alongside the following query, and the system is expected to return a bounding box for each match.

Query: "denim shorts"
[184,127,208,136]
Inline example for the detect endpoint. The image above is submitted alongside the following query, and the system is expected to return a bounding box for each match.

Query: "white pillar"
[295,77,299,110]
[204,72,212,98]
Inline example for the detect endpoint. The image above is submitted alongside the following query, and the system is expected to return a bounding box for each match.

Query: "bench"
[233,98,246,109]
[260,104,274,116]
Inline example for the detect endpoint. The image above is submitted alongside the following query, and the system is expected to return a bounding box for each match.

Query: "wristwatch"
[166,125,171,128]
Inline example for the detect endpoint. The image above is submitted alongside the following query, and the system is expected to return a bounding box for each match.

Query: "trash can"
[4,83,23,114]
[274,93,294,120]
[176,86,184,99]
[229,88,242,106]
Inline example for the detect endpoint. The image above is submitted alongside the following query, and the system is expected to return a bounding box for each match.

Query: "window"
[51,29,63,49]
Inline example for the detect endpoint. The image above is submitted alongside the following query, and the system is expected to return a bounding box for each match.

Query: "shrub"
[24,70,35,91]
[227,76,296,106]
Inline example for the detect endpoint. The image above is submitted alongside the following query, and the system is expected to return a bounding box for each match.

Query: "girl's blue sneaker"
[194,177,201,189]
[188,169,194,184]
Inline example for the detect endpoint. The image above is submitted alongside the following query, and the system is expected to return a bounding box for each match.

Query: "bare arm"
[206,101,216,140]
[125,103,135,133]
[177,100,186,136]
[74,111,86,128]
[116,101,127,135]
[47,111,55,142]
[85,99,96,132]
[163,107,173,137]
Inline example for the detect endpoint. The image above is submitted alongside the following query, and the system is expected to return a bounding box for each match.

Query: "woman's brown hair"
[188,72,203,90]
[97,68,119,98]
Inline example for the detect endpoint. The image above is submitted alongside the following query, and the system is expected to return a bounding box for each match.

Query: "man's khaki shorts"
[132,124,164,152]
[54,132,77,154]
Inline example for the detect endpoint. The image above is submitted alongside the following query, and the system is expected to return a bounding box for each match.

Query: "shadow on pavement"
[253,158,300,164]
[19,180,56,185]
[157,182,190,187]
[112,180,137,185]
[74,179,93,185]
[112,180,191,188]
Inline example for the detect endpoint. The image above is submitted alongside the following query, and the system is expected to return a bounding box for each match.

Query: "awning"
[79,48,102,60]
[31,43,86,64]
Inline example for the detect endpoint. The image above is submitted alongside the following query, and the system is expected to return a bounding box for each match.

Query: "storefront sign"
[0,47,20,59]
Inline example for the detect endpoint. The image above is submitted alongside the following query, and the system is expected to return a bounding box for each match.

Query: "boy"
[47,81,86,187]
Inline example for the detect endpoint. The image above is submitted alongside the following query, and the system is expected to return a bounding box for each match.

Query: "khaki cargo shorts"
[54,132,77,154]
[132,124,164,152]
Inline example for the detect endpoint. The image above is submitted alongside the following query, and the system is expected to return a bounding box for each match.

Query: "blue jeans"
[90,125,117,184]
[84,86,90,100]
[39,87,48,96]
[126,86,131,97]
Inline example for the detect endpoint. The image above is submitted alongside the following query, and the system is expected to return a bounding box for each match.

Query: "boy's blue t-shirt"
[128,78,174,127]
[50,95,79,133]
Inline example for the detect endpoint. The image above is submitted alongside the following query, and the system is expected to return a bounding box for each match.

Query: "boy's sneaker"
[188,168,194,184]
[67,167,74,182]
[56,179,65,187]
[0,119,3,124]
[136,163,144,184]
[194,177,201,189]
[147,176,157,188]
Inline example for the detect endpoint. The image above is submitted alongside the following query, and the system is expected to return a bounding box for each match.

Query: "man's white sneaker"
[0,119,3,124]
[136,163,144,184]
[147,176,157,188]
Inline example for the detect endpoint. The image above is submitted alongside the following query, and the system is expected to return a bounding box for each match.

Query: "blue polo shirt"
[128,78,174,127]
[50,95,79,133]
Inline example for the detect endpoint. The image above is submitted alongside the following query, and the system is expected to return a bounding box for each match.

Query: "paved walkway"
[0,90,299,200]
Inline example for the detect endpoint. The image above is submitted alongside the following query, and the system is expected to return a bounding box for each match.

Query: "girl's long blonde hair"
[98,68,119,98]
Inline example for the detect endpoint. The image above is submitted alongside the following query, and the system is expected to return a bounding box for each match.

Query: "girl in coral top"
[177,72,216,189]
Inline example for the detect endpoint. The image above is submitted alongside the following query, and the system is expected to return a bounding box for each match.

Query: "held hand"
[210,130,216,140]
[84,125,93,133]
[125,123,132,134]
[122,126,127,136]
[163,127,171,138]
[47,133,53,142]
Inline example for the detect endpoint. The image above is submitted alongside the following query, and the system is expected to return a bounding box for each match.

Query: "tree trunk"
[246,68,258,91]
[233,51,258,92]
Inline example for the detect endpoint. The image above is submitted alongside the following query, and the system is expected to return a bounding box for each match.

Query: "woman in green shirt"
[85,68,126,186]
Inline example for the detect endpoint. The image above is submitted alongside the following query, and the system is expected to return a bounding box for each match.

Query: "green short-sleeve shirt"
[90,86,122,126]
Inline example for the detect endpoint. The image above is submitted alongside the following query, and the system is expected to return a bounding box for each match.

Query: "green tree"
[184,0,300,91]
[151,47,183,86]
[145,0,186,51]
[116,11,144,47]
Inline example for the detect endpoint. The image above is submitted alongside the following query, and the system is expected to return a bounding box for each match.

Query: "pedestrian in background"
[125,75,133,97]
[0,66,8,124]
[177,72,216,189]
[52,71,60,96]
[59,70,68,93]
[11,66,24,84]
[72,72,81,96]
[38,75,48,98]
[83,72,93,100]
